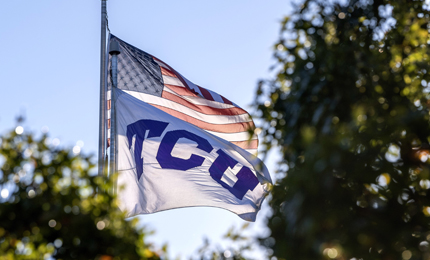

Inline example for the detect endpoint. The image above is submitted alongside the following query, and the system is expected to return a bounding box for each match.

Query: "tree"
[0,127,162,259]
[255,0,430,259]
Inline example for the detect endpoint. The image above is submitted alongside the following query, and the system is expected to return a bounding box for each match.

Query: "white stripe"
[107,90,111,100]
[164,87,236,109]
[123,90,252,124]
[206,131,258,142]
[245,149,258,155]
[177,72,204,97]
[162,75,184,87]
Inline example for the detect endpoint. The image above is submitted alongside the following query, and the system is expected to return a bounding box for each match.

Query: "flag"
[107,35,272,221]
[107,35,258,155]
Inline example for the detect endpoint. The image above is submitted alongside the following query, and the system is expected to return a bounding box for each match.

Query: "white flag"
[114,89,272,221]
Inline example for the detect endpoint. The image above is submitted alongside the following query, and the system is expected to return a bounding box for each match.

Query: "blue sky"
[0,1,290,258]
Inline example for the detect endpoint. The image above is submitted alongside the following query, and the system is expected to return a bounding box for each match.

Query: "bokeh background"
[0,1,289,258]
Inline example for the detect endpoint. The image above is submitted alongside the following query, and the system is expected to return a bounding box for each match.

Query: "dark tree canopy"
[255,0,430,259]
[0,128,162,259]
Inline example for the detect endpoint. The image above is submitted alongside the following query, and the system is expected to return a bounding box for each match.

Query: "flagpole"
[109,40,120,179]
[98,0,107,176]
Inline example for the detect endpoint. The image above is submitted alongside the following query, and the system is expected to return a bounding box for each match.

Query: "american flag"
[107,35,258,155]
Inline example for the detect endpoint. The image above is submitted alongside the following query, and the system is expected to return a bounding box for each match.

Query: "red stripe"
[107,100,111,110]
[153,56,190,89]
[162,91,249,116]
[149,104,255,134]
[155,56,233,106]
[231,139,259,150]
[160,66,176,77]
[221,96,233,105]
[165,84,199,97]
[152,56,169,69]
[198,86,215,101]
[107,119,111,129]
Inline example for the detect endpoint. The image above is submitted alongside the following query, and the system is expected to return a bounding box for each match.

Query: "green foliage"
[256,0,430,259]
[0,128,161,259]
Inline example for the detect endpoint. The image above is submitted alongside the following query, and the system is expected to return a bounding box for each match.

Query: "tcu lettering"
[127,119,259,200]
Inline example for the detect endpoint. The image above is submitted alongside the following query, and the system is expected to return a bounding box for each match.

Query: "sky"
[0,1,290,258]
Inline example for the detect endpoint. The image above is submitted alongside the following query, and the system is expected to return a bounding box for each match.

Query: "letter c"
[156,130,213,171]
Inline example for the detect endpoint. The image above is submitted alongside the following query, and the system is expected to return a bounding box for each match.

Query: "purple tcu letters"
[126,120,259,200]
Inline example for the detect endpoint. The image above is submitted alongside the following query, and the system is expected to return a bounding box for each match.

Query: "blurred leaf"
[0,127,162,259]
[255,0,430,259]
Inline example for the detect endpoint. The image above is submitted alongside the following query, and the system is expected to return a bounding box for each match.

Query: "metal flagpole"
[109,40,121,179]
[98,0,107,176]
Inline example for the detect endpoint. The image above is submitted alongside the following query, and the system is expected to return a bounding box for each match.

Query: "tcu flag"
[108,35,272,221]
